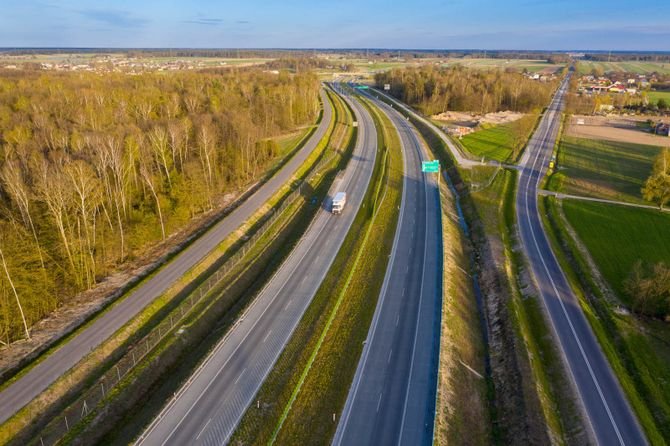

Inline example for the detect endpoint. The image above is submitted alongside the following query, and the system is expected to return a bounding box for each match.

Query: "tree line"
[375,65,558,115]
[0,69,320,344]
[264,57,356,73]
[625,261,670,319]
[623,149,670,319]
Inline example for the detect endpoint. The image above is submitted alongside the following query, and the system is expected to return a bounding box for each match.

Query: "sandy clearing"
[431,110,525,127]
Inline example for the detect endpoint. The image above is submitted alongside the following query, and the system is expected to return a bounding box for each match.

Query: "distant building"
[609,82,626,93]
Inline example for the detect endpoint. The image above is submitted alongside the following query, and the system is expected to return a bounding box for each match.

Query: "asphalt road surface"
[135,86,377,445]
[333,90,442,446]
[516,76,647,445]
[0,89,333,425]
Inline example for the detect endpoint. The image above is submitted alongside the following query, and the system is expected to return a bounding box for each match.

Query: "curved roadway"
[516,76,647,445]
[0,89,333,425]
[333,90,442,446]
[135,87,377,445]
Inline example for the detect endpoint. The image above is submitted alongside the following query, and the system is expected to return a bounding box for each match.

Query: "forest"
[0,68,320,344]
[375,65,558,115]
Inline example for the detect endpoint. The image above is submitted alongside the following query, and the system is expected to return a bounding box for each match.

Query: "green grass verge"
[231,94,402,445]
[434,170,491,445]
[546,136,661,204]
[270,95,401,445]
[541,197,668,444]
[459,114,539,163]
[465,169,579,444]
[562,200,670,302]
[498,171,585,444]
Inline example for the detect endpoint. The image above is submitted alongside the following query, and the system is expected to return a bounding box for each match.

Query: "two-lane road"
[136,86,378,445]
[333,89,442,446]
[516,76,647,445]
[0,89,333,425]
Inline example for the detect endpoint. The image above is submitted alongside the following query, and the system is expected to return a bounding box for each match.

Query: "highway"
[516,76,647,445]
[333,90,442,446]
[0,89,333,425]
[135,86,377,445]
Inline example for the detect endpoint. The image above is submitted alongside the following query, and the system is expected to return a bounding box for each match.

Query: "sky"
[0,0,668,51]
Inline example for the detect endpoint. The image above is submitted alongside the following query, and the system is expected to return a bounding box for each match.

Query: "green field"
[459,114,538,163]
[548,136,661,203]
[443,57,563,73]
[577,61,670,75]
[318,57,563,77]
[552,199,670,440]
[648,90,670,104]
[563,200,670,301]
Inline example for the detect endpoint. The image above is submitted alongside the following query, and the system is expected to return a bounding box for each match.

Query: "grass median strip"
[434,170,491,445]
[231,94,401,445]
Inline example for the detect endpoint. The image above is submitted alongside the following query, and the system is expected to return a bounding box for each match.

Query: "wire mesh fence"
[30,152,338,446]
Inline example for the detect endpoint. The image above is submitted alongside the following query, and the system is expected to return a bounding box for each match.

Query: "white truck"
[331,192,347,214]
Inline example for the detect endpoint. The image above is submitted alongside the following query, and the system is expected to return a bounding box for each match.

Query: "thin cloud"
[77,9,149,28]
[183,18,224,26]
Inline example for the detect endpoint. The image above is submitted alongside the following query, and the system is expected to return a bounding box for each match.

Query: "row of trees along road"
[622,149,670,319]
[374,65,558,115]
[0,69,320,344]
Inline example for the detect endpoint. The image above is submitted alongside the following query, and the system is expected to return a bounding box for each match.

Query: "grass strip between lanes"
[270,94,401,444]
[434,169,491,445]
[498,170,584,443]
[231,93,402,445]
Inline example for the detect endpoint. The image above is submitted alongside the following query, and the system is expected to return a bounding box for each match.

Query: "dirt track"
[567,115,670,147]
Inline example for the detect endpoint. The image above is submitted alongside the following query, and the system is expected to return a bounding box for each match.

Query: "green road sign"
[355,85,370,90]
[421,160,440,173]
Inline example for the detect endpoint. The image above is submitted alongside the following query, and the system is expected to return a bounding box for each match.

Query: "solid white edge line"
[397,109,435,446]
[332,93,409,446]
[139,87,370,446]
[520,80,626,446]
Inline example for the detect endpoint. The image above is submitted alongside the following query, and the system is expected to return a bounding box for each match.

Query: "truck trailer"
[331,192,346,214]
